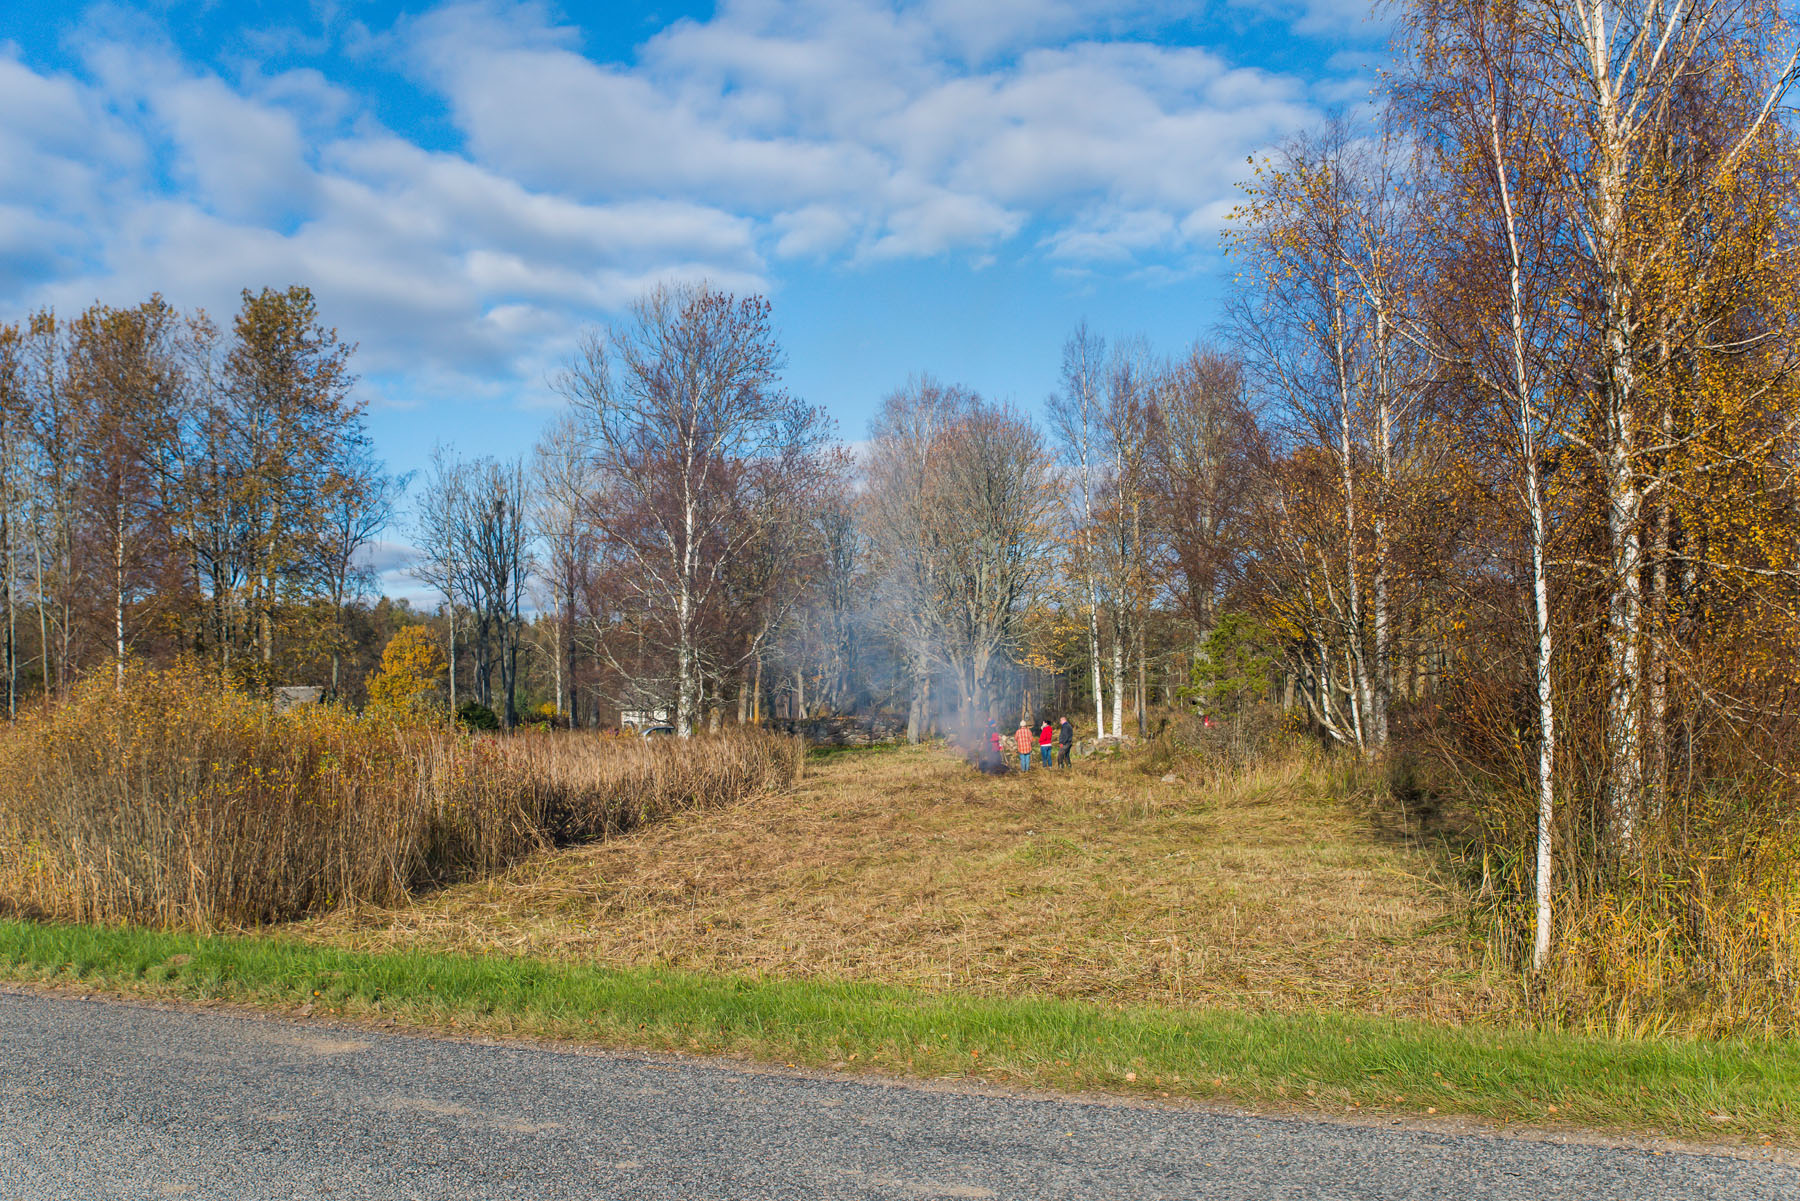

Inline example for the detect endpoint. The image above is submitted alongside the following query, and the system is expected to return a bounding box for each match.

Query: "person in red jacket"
[1039,720,1054,767]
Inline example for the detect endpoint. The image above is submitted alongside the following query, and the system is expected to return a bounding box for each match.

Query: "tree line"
[1229,0,1800,973]
[412,284,1253,748]
[0,287,397,708]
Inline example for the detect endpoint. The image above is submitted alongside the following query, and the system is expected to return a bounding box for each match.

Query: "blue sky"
[1,0,1385,581]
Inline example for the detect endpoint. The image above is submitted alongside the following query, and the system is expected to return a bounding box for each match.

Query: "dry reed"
[0,664,802,929]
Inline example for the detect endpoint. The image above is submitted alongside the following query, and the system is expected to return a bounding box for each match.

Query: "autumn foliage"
[1224,0,1800,1028]
[365,626,448,716]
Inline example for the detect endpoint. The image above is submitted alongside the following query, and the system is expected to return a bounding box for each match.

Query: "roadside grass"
[304,741,1491,1021]
[2,918,1794,1145]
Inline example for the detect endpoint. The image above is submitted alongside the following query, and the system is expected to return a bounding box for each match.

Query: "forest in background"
[4,0,1800,1015]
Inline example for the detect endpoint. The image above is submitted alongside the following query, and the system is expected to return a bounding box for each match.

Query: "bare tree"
[558,283,832,736]
[0,325,23,715]
[866,380,1055,741]
[413,446,474,711]
[465,458,530,727]
[532,413,596,725]
[865,377,971,742]
[1047,323,1111,737]
[1097,338,1155,738]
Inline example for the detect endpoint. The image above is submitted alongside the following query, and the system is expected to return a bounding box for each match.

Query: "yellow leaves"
[365,627,447,717]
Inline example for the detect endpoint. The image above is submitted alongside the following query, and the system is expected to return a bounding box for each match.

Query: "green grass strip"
[2,918,1795,1144]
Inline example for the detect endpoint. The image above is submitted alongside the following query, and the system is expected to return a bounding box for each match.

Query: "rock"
[273,685,323,712]
[1160,773,1180,784]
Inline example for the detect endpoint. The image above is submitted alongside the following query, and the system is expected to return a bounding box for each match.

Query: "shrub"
[1181,613,1276,717]
[456,701,500,731]
[0,664,803,929]
[365,627,446,716]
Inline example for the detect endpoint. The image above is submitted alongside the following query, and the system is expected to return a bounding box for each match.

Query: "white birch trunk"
[113,502,125,690]
[1488,85,1560,971]
[1591,21,1642,849]
[1528,444,1557,972]
[1370,312,1393,748]
[1086,596,1105,738]
[1331,308,1375,751]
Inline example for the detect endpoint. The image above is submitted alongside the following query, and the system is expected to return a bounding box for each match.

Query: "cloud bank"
[0,0,1367,413]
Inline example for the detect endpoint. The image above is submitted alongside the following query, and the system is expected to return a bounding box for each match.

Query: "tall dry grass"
[506,729,805,845]
[1472,783,1800,1037]
[0,664,801,929]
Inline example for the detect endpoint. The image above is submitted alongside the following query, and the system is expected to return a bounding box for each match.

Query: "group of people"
[988,717,1075,770]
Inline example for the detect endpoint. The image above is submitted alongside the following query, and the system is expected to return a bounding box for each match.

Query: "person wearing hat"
[1014,721,1034,771]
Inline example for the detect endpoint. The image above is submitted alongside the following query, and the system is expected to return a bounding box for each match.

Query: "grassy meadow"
[303,740,1486,1022]
[1,668,1796,1143]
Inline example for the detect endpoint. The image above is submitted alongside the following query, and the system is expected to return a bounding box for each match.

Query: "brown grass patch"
[304,742,1493,1020]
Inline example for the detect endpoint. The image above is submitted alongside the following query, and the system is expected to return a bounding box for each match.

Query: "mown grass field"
[303,742,1489,1021]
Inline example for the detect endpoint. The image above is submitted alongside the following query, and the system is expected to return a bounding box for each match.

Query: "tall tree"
[1047,323,1111,738]
[220,286,360,675]
[558,283,833,736]
[532,414,597,725]
[65,297,186,687]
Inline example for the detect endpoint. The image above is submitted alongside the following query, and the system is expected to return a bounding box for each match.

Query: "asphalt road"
[1,989,1795,1201]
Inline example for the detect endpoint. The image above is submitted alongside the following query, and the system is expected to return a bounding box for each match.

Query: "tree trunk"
[33,518,49,712]
[113,502,126,690]
[553,616,565,722]
[1371,328,1393,747]
[447,602,458,712]
[752,651,764,725]
[1649,382,1673,821]
[1529,445,1557,974]
[503,618,519,729]
[1135,604,1147,738]
[1592,15,1641,853]
[4,506,15,719]
[1332,304,1377,751]
[1109,618,1125,740]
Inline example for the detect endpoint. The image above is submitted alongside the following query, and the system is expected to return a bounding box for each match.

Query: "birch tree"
[559,284,832,737]
[1402,0,1576,969]
[1047,324,1110,737]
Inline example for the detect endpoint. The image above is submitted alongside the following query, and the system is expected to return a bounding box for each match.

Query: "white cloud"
[151,74,319,223]
[0,0,1363,430]
[771,204,856,258]
[1042,208,1181,263]
[398,0,1338,265]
